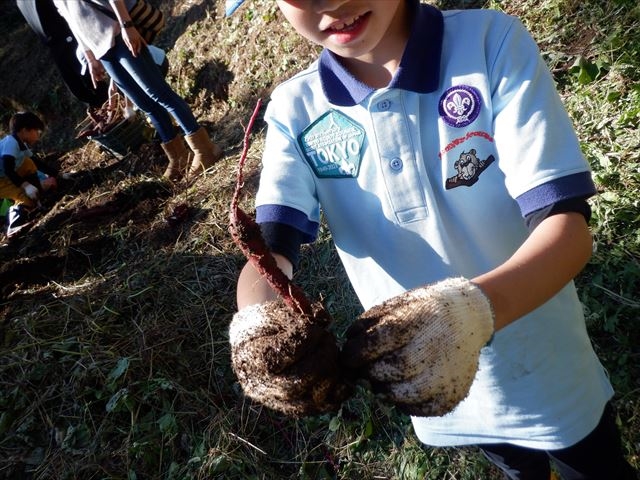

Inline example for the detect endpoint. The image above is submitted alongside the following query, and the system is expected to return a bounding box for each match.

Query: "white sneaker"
[5,205,31,238]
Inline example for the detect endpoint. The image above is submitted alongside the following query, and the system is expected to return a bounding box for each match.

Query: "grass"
[0,0,638,479]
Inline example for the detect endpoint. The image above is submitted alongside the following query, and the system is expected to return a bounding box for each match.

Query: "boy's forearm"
[2,156,22,186]
[472,211,593,331]
[32,156,58,177]
[236,253,293,309]
[23,173,43,191]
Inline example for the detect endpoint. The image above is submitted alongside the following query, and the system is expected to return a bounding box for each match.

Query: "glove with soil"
[229,299,352,417]
[341,277,494,417]
[228,100,352,417]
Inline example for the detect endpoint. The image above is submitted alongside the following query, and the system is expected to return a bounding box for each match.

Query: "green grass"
[0,0,638,479]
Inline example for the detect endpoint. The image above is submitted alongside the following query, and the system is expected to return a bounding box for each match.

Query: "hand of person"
[229,299,352,417]
[21,182,39,200]
[87,58,107,89]
[40,176,57,191]
[341,277,494,417]
[121,24,146,57]
[108,79,119,110]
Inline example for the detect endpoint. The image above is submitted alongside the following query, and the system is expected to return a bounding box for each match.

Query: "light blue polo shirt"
[255,4,613,449]
[0,135,32,177]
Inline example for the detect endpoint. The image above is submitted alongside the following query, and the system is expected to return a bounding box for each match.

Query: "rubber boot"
[185,127,223,176]
[161,135,190,181]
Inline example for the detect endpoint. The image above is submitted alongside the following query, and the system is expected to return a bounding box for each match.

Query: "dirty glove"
[341,277,494,417]
[229,300,352,417]
[21,182,39,200]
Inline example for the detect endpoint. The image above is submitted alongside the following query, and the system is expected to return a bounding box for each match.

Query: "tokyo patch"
[298,110,365,178]
[439,85,482,128]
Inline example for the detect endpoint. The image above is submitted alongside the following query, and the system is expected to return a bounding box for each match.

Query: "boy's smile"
[277,0,409,85]
[322,11,370,41]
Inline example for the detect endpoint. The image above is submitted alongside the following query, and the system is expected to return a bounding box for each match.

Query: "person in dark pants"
[16,0,109,109]
[54,0,223,181]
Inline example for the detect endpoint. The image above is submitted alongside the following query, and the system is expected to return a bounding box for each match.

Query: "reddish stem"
[229,100,320,320]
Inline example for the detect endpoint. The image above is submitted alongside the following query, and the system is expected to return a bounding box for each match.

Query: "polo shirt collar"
[12,133,27,151]
[318,1,444,106]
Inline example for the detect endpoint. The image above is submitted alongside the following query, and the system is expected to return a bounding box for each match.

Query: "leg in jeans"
[100,36,200,142]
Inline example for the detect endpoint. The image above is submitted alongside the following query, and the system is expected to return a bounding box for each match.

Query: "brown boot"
[185,127,223,176]
[161,135,190,181]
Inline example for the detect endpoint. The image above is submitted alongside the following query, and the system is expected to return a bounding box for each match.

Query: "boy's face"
[276,0,408,62]
[19,128,42,146]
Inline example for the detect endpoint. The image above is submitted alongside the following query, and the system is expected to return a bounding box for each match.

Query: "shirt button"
[377,100,392,111]
[390,157,403,171]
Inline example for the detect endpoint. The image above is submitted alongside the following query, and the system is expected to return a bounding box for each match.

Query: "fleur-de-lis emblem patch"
[439,85,482,128]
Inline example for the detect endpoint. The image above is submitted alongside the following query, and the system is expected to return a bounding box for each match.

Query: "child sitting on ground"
[0,111,55,237]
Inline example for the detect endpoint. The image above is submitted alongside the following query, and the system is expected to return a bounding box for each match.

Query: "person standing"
[53,0,223,181]
[16,0,109,110]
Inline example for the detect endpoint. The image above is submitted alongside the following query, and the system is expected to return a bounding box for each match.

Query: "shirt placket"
[367,90,429,224]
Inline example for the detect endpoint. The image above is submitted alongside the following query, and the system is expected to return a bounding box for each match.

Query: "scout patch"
[445,149,495,189]
[298,110,365,178]
[438,85,482,128]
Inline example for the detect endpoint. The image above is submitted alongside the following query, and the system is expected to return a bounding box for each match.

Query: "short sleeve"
[489,18,592,200]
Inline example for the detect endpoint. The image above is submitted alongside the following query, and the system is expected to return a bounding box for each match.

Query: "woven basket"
[90,114,153,159]
[76,94,154,159]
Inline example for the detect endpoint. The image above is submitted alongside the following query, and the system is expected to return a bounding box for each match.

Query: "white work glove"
[341,277,494,417]
[229,299,352,417]
[21,182,39,200]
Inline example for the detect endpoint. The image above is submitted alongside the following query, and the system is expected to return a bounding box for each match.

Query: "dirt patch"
[0,136,219,306]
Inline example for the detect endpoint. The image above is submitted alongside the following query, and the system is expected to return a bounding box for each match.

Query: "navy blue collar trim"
[12,133,27,151]
[319,2,444,106]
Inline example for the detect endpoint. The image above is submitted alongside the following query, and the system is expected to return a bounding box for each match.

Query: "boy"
[229,1,637,478]
[0,111,50,237]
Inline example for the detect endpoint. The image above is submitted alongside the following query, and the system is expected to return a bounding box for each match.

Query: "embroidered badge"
[298,110,365,178]
[445,149,495,189]
[439,85,482,128]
